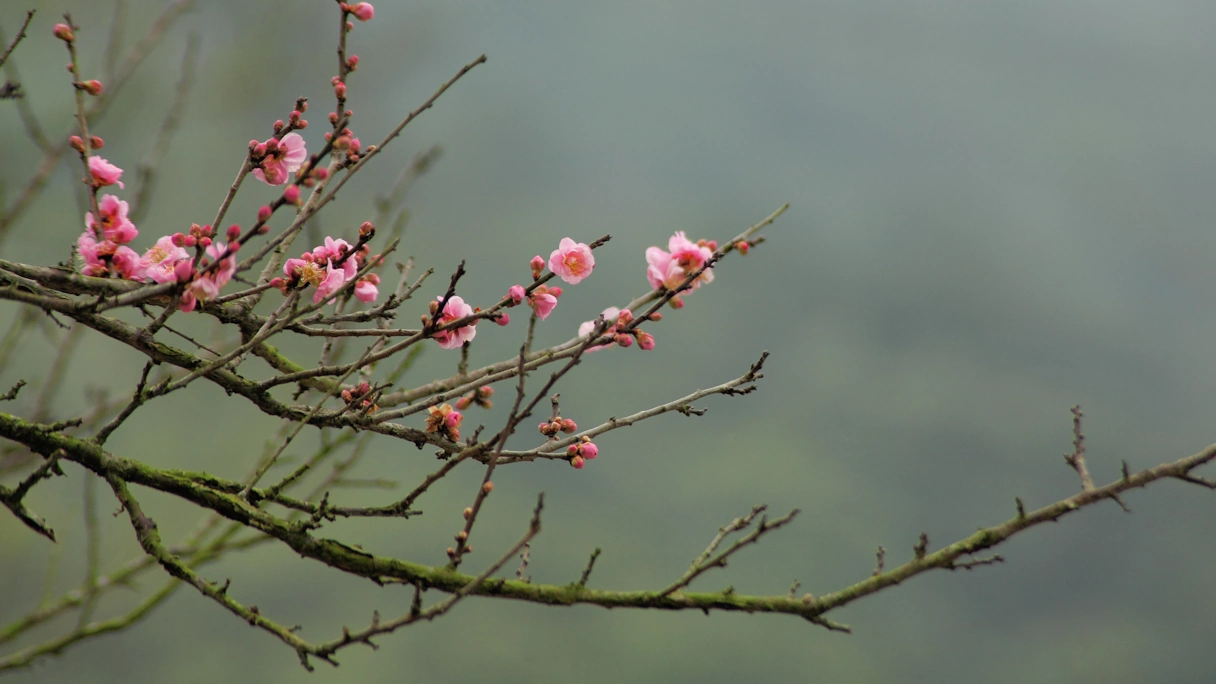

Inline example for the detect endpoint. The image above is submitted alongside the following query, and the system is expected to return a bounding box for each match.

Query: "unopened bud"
[462,507,473,519]
[736,240,750,255]
[570,455,585,469]
[456,530,468,542]
[334,82,347,99]
[81,80,103,96]
[482,481,494,494]
[89,136,104,150]
[53,23,75,42]
[257,205,272,222]
[226,225,241,242]
[282,185,300,204]
[69,136,86,153]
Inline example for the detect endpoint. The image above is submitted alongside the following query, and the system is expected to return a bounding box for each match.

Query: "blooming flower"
[431,295,477,349]
[577,307,622,352]
[111,246,142,280]
[77,231,107,277]
[88,156,125,189]
[86,194,137,244]
[140,236,190,283]
[253,132,307,185]
[548,237,595,285]
[530,291,558,320]
[645,231,714,292]
[179,241,236,312]
[354,274,379,303]
[283,236,361,304]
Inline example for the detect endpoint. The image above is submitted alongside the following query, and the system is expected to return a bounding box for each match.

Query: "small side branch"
[660,505,799,597]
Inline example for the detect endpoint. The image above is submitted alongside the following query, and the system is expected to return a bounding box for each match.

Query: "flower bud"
[173,260,194,283]
[257,205,272,222]
[53,23,75,42]
[81,80,103,96]
[69,135,86,153]
[482,481,494,494]
[735,240,750,255]
[495,313,510,326]
[282,184,300,204]
[359,221,374,237]
[334,82,347,99]
[456,530,468,542]
[560,418,577,433]
[226,225,241,242]
[570,456,585,469]
[351,3,375,21]
[530,255,545,279]
[89,136,104,150]
[580,442,599,459]
[463,507,473,519]
[637,330,655,351]
[615,334,633,348]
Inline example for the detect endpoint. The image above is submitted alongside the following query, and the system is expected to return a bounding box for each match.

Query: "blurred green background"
[4,1,1216,682]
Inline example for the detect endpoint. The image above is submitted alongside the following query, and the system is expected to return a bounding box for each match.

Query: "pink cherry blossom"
[86,194,137,244]
[88,156,125,189]
[205,241,236,290]
[77,231,107,276]
[577,307,621,352]
[111,246,142,279]
[548,238,595,285]
[314,262,349,303]
[180,240,237,310]
[253,132,308,185]
[508,284,526,304]
[354,275,379,303]
[646,231,714,292]
[140,236,190,283]
[432,295,477,350]
[530,292,558,320]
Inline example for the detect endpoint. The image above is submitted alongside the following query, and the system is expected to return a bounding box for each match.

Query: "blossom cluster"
[577,307,656,351]
[277,235,380,305]
[646,231,717,308]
